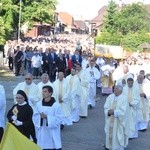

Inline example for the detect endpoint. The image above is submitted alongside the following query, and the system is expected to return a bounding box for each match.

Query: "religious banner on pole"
[0,123,41,150]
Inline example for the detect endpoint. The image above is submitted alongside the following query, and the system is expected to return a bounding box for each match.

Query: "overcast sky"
[57,0,150,20]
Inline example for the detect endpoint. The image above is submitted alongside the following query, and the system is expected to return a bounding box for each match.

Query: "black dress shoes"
[60,124,64,130]
[139,129,147,132]
[89,105,93,109]
[80,116,87,118]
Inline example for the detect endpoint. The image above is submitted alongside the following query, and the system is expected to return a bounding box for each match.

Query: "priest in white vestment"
[113,65,133,86]
[76,64,89,117]
[95,57,105,88]
[141,61,150,75]
[81,55,89,71]
[135,75,149,131]
[123,77,140,139]
[53,72,72,125]
[37,73,53,100]
[0,85,6,142]
[33,85,63,150]
[13,73,40,110]
[66,68,81,122]
[112,65,124,83]
[104,85,129,150]
[85,58,100,108]
[143,74,150,120]
[96,57,105,68]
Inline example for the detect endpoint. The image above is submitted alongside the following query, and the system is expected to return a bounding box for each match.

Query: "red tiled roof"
[74,20,87,30]
[90,6,107,24]
[91,4,150,26]
[57,12,73,26]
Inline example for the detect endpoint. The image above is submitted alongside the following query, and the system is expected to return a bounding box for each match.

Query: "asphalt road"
[1,76,150,150]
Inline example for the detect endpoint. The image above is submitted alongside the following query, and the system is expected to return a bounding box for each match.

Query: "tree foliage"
[116,3,150,35]
[95,31,122,45]
[122,32,150,51]
[0,17,5,44]
[96,1,150,51]
[0,0,18,41]
[0,0,57,43]
[103,0,118,34]
[21,0,57,25]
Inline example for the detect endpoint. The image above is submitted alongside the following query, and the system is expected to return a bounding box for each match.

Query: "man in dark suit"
[14,46,23,76]
[64,49,69,61]
[71,50,82,67]
[48,48,57,82]
[56,52,66,73]
[42,48,50,75]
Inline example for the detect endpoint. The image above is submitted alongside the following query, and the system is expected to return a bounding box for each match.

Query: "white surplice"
[123,84,140,138]
[77,69,89,117]
[112,66,124,82]
[66,74,80,122]
[53,79,72,125]
[13,82,40,110]
[134,81,149,130]
[114,71,134,86]
[81,58,89,71]
[33,100,63,149]
[85,66,100,107]
[142,78,150,121]
[104,93,129,150]
[37,81,53,100]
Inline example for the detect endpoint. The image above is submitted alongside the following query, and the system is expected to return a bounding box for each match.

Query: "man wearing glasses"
[13,73,40,111]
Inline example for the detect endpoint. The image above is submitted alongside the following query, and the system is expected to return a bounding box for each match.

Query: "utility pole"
[18,0,22,43]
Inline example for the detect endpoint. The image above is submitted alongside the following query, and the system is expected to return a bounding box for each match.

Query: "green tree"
[96,3,150,52]
[116,3,150,35]
[0,17,5,44]
[103,0,118,34]
[0,0,18,41]
[0,0,57,42]
[95,31,122,45]
[122,32,150,51]
[21,0,57,26]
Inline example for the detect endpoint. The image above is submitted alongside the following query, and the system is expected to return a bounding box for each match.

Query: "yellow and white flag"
[0,123,41,150]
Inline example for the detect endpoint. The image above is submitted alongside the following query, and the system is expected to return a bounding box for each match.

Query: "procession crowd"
[0,33,150,150]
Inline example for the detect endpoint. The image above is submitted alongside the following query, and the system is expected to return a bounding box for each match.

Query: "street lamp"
[18,0,22,43]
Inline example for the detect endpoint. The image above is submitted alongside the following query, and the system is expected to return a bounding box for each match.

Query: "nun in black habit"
[7,90,37,143]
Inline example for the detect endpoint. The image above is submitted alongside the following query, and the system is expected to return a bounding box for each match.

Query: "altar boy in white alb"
[33,85,63,150]
[85,58,100,108]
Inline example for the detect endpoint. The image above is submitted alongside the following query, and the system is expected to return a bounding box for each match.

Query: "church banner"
[94,44,123,59]
[0,123,41,150]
